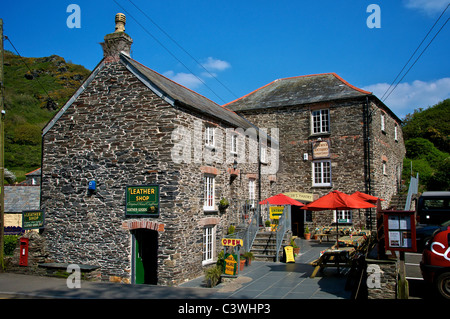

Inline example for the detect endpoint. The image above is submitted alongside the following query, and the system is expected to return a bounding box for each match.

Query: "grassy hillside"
[401,99,450,192]
[3,51,90,182]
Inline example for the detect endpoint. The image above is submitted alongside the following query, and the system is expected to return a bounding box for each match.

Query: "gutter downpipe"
[363,96,373,229]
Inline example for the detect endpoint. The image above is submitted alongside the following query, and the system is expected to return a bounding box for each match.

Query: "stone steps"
[250,230,290,262]
[389,194,407,210]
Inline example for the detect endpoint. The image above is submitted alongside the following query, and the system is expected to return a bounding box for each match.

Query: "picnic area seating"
[309,230,373,278]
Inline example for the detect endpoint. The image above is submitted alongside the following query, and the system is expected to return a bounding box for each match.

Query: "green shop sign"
[126,185,160,217]
[22,210,45,229]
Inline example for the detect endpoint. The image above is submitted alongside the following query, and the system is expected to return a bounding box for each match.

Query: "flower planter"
[293,247,300,255]
[304,233,311,240]
[240,259,246,271]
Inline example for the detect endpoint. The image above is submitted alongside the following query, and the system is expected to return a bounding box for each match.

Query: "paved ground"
[180,239,352,299]
[0,239,352,300]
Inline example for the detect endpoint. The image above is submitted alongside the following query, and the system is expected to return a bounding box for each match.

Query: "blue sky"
[2,0,450,119]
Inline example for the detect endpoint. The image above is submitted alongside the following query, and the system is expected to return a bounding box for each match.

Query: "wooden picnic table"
[310,246,355,278]
[337,235,365,248]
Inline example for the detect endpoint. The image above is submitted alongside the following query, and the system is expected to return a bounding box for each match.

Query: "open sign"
[221,238,243,247]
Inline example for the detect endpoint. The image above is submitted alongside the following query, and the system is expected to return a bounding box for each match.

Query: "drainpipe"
[363,96,373,229]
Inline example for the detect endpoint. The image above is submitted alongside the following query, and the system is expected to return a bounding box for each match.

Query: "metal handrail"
[224,200,260,253]
[275,205,291,261]
[243,208,260,252]
[404,173,419,211]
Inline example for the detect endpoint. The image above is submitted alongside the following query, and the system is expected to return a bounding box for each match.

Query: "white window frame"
[381,114,385,132]
[382,161,387,176]
[205,126,215,148]
[203,174,215,211]
[312,160,332,187]
[311,109,330,134]
[202,225,215,265]
[394,124,398,141]
[260,145,267,163]
[230,133,238,154]
[249,179,256,207]
[335,210,352,223]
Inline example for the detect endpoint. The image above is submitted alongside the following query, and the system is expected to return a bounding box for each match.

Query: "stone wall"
[41,60,266,285]
[369,101,406,210]
[366,260,398,299]
[237,98,405,229]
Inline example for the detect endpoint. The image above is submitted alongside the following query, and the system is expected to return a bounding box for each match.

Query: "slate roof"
[4,186,40,213]
[120,54,253,129]
[224,73,372,111]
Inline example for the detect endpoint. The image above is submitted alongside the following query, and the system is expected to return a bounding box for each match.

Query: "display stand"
[382,210,416,299]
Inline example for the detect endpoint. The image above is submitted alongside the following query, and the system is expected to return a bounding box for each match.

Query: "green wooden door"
[135,237,145,284]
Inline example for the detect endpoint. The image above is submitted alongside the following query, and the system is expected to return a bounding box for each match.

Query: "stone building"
[40,14,272,285]
[40,14,405,285]
[225,73,406,233]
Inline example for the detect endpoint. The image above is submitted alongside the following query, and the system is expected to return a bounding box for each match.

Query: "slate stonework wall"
[238,98,405,229]
[41,60,263,285]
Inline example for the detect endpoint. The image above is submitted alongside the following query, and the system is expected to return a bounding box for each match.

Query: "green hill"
[401,99,450,192]
[3,51,90,182]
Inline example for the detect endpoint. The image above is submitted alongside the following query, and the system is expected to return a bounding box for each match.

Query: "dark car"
[417,191,450,225]
[420,224,450,299]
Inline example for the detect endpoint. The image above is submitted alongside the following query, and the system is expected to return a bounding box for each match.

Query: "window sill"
[309,132,331,139]
[202,260,215,267]
[204,208,219,214]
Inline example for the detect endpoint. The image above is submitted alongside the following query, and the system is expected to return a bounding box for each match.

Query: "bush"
[204,265,222,288]
[3,235,20,255]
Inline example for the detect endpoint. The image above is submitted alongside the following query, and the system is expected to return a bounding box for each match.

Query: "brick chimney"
[101,13,133,62]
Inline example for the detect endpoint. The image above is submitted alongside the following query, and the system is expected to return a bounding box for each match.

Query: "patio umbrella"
[350,191,384,204]
[305,190,376,248]
[350,192,384,229]
[259,193,305,206]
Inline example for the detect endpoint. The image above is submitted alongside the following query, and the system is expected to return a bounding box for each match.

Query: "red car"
[421,225,450,299]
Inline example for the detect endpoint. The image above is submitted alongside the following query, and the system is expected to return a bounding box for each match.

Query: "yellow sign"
[284,246,295,263]
[224,254,238,275]
[270,206,284,219]
[283,192,314,202]
[221,238,244,247]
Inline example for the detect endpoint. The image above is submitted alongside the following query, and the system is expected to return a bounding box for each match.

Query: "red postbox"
[19,238,29,266]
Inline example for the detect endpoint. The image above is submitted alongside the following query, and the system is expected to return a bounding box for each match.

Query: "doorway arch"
[122,219,165,285]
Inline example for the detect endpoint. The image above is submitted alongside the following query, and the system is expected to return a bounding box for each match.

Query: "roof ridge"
[223,72,371,107]
[331,73,372,95]
[120,53,223,107]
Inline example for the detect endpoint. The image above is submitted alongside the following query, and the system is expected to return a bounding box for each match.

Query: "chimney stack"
[101,13,133,62]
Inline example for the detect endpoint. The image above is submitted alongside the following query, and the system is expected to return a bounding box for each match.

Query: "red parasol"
[305,190,375,248]
[350,191,384,204]
[259,193,305,207]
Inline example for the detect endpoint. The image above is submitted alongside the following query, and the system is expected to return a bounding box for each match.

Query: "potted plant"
[290,238,300,254]
[219,198,229,212]
[304,226,311,240]
[227,225,235,236]
[243,251,254,266]
[265,220,271,232]
[239,255,246,271]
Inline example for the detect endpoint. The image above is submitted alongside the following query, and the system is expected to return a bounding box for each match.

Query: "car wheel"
[436,272,450,299]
